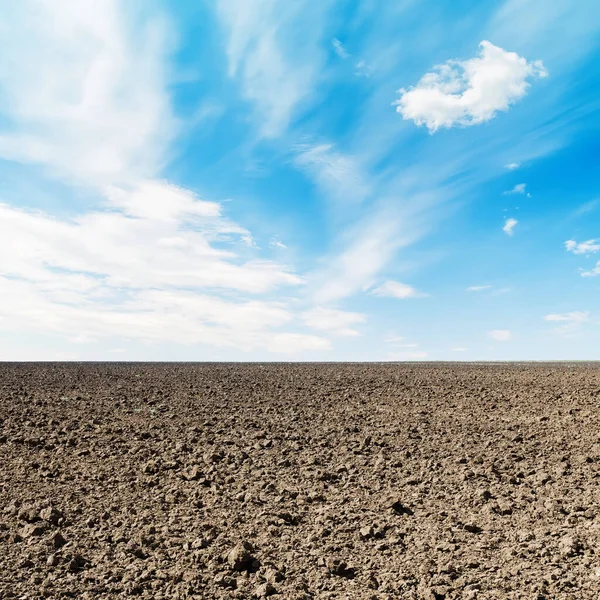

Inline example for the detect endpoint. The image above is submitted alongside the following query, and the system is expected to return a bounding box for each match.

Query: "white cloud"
[394,41,546,132]
[0,190,328,353]
[505,163,520,170]
[312,205,427,303]
[503,183,526,195]
[332,38,349,59]
[503,217,518,235]
[216,0,329,138]
[488,329,512,341]
[269,238,287,249]
[0,0,174,185]
[565,239,600,255]
[302,306,366,337]
[355,60,374,78]
[544,312,589,323]
[383,335,406,343]
[581,262,600,278]
[467,285,492,292]
[293,143,370,205]
[387,351,428,361]
[371,280,426,299]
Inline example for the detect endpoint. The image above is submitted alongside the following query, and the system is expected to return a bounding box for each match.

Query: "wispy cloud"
[0,1,175,186]
[505,162,520,170]
[544,311,589,323]
[503,217,518,236]
[216,0,331,138]
[371,280,426,299]
[504,183,527,195]
[544,311,590,336]
[467,284,492,292]
[488,329,512,341]
[293,143,371,205]
[302,306,366,337]
[574,199,600,217]
[387,351,428,361]
[565,239,600,255]
[394,41,546,133]
[383,335,406,343]
[331,38,349,59]
[581,262,600,278]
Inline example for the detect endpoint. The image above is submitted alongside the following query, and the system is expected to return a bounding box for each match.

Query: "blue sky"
[0,0,599,361]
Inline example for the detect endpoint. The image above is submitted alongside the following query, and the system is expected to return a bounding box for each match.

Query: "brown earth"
[1,362,600,599]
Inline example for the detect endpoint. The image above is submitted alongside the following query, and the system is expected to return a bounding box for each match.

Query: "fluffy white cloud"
[394,41,546,132]
[467,285,492,292]
[544,311,589,323]
[565,239,600,255]
[0,186,329,353]
[371,280,425,299]
[503,218,518,236]
[505,163,520,170]
[488,329,512,341]
[302,306,366,337]
[504,183,527,195]
[581,262,600,277]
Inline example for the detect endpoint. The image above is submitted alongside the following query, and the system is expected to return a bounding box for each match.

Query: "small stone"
[67,554,86,573]
[264,568,284,584]
[182,466,203,481]
[214,573,237,589]
[559,536,582,557]
[325,557,356,579]
[255,582,276,597]
[227,541,258,571]
[46,553,60,567]
[39,506,64,526]
[21,523,48,538]
[390,500,414,516]
[52,531,67,549]
[360,525,375,539]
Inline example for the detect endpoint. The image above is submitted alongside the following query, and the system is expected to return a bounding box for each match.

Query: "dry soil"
[1,362,600,599]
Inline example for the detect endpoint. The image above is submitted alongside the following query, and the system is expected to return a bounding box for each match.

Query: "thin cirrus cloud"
[331,38,349,59]
[215,0,332,138]
[301,306,367,337]
[544,312,589,323]
[467,285,492,292]
[503,183,527,195]
[503,218,518,236]
[371,280,426,299]
[505,163,520,170]
[488,329,512,341]
[293,143,371,205]
[394,41,547,133]
[387,351,428,361]
[565,239,600,254]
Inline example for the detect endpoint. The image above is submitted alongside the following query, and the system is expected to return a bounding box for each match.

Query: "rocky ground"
[1,363,600,599]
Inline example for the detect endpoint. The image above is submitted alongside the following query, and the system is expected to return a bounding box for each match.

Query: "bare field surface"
[2,363,600,599]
